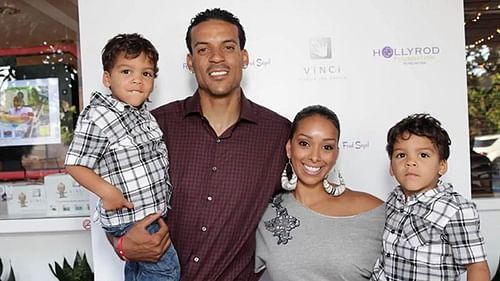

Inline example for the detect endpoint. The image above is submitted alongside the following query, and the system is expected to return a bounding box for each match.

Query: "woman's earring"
[323,167,346,196]
[281,160,297,191]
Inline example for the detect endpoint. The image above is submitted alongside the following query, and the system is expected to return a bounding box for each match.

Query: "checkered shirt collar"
[90,91,148,113]
[394,181,453,207]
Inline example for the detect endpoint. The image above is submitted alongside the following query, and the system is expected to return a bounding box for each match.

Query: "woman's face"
[286,114,339,189]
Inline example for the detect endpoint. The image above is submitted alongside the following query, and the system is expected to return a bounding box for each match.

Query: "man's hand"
[111,213,171,262]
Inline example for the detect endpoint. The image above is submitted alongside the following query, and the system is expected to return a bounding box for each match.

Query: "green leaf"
[49,252,94,281]
[73,252,82,269]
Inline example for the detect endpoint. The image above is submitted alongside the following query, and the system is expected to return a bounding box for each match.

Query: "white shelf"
[0,216,92,234]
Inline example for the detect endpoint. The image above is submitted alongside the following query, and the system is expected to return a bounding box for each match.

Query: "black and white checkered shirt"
[65,92,172,227]
[371,182,487,281]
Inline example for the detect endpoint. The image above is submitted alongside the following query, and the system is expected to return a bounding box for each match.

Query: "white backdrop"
[79,1,470,280]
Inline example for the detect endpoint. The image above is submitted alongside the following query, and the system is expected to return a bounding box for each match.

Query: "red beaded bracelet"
[117,236,128,261]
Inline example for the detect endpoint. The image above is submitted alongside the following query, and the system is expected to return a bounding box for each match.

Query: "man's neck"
[199,90,241,136]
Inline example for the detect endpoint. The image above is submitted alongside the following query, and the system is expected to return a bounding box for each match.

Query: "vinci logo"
[310,37,332,59]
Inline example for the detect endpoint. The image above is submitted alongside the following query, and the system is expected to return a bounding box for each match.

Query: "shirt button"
[201,226,207,232]
[193,256,200,263]
[390,229,395,234]
[207,196,213,201]
[386,253,391,258]
[216,138,221,143]
[212,166,217,172]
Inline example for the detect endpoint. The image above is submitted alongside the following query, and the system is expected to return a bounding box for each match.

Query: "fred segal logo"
[183,57,271,70]
[300,37,346,81]
[310,37,332,59]
[373,45,441,65]
[341,139,370,150]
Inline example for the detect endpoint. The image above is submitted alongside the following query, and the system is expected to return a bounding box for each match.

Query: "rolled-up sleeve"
[65,115,107,169]
[446,202,487,265]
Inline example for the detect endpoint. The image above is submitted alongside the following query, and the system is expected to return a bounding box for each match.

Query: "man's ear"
[242,49,249,68]
[187,54,194,73]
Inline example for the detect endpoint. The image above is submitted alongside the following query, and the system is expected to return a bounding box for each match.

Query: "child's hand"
[101,187,134,210]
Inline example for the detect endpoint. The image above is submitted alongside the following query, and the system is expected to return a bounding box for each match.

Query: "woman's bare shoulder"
[346,188,384,211]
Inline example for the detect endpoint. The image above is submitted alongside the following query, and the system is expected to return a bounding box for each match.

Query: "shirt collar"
[183,89,258,124]
[90,91,147,112]
[394,181,452,207]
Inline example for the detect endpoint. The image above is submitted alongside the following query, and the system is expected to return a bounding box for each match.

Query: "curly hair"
[386,113,451,160]
[102,33,159,77]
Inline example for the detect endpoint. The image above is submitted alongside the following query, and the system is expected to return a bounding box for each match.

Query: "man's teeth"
[210,71,227,76]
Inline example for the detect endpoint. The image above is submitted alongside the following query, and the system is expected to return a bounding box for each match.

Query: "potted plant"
[49,251,93,281]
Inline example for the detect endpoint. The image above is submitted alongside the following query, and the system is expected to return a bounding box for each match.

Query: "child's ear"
[389,162,394,176]
[438,160,448,176]
[102,71,111,88]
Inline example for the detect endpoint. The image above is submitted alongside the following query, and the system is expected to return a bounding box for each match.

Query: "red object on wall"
[0,43,78,58]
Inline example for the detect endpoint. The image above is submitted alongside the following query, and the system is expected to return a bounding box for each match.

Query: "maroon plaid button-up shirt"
[152,91,290,281]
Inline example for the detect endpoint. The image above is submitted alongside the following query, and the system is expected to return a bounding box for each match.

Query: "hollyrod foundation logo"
[373,45,441,65]
[300,37,346,81]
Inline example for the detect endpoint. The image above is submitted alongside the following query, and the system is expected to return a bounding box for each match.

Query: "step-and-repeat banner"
[79,1,468,279]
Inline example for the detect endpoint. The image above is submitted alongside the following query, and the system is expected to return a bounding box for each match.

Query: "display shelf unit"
[0,216,90,234]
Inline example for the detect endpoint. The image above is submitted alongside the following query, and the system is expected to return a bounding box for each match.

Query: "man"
[115,8,291,280]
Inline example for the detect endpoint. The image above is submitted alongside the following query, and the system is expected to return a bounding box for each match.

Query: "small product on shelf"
[1,173,90,219]
[44,173,90,217]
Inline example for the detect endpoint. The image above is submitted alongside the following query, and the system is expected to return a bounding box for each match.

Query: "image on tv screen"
[0,78,61,147]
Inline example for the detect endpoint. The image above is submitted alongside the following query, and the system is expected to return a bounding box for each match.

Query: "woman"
[255,105,384,281]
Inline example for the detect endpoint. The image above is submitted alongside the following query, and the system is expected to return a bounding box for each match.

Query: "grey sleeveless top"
[256,192,385,281]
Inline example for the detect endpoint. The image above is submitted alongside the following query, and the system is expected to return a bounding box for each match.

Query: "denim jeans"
[105,220,180,281]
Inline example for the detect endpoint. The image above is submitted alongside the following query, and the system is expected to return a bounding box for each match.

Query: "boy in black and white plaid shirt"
[371,113,490,281]
[65,33,179,281]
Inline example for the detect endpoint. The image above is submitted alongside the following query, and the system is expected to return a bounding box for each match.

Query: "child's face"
[390,133,447,197]
[102,52,155,107]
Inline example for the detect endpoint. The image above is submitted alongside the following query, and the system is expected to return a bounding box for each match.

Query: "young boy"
[65,33,180,281]
[371,113,490,281]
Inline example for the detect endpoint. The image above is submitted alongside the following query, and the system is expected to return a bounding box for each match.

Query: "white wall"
[77,0,498,280]
[0,224,92,281]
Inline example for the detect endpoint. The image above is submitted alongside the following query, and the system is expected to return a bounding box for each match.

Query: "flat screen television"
[0,77,61,147]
